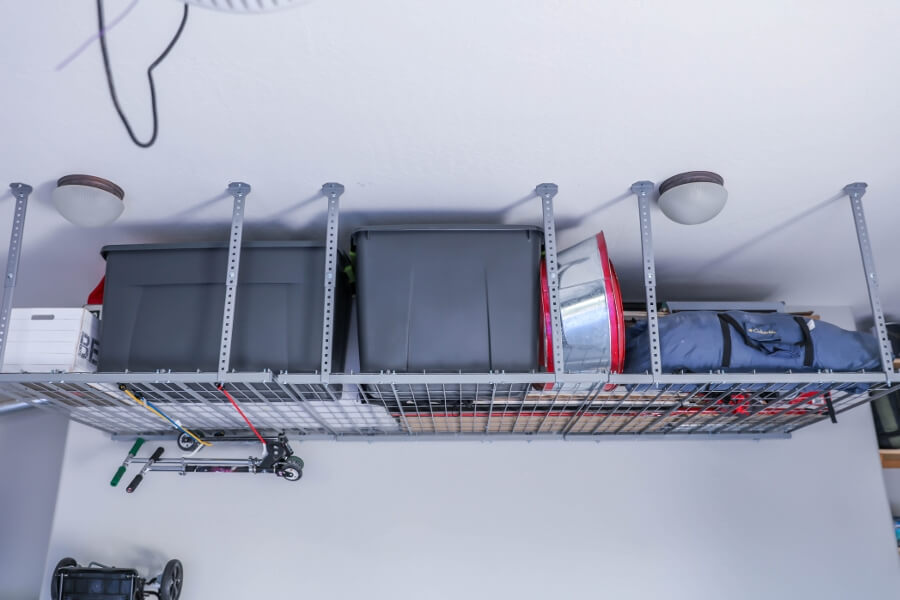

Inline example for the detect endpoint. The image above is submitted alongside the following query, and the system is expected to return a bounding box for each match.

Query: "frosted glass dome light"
[657,171,727,225]
[52,175,125,227]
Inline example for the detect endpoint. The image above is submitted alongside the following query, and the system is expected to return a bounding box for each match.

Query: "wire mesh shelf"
[1,179,897,442]
[2,373,897,440]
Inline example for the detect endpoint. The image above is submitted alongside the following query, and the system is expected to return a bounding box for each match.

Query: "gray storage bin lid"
[101,240,324,258]
[351,224,542,240]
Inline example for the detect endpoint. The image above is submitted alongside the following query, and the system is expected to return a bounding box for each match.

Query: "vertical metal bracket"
[320,182,344,382]
[632,180,662,379]
[218,182,251,381]
[844,182,894,379]
[0,183,31,369]
[536,183,565,377]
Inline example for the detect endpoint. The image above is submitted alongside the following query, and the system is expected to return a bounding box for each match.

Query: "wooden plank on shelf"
[879,449,900,469]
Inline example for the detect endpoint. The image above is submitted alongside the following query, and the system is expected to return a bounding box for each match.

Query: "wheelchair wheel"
[50,557,77,600]
[159,559,183,600]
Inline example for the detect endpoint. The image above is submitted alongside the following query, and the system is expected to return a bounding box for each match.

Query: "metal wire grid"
[359,381,900,436]
[7,378,897,439]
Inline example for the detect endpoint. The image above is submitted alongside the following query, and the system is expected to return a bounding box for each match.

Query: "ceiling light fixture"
[657,171,727,225]
[52,175,125,227]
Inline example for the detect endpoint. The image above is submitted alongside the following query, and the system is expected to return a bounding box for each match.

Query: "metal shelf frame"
[0,179,897,441]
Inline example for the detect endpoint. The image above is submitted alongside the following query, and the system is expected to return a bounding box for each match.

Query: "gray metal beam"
[0,372,274,385]
[608,371,889,385]
[0,370,887,386]
[112,431,791,442]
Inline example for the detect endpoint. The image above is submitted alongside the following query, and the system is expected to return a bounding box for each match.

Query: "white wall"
[40,409,900,600]
[0,409,69,600]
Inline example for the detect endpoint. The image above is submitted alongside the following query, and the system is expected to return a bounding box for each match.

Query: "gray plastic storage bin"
[352,225,543,373]
[99,242,350,373]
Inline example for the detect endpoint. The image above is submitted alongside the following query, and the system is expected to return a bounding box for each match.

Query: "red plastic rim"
[539,259,553,373]
[596,233,624,375]
[608,260,625,374]
[539,232,624,378]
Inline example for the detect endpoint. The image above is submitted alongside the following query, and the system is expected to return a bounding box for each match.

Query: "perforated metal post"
[844,182,894,379]
[320,182,344,381]
[632,180,662,378]
[536,183,565,376]
[218,182,250,381]
[0,183,31,369]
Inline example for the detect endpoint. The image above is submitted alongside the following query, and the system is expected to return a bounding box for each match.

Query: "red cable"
[217,385,266,445]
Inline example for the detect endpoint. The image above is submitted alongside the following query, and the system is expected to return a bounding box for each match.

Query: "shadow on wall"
[12,184,792,306]
[0,409,69,600]
[6,185,639,291]
[1,183,875,317]
[695,192,846,273]
[610,252,780,305]
[578,189,851,307]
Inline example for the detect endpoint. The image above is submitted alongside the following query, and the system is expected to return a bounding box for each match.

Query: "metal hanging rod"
[320,182,344,381]
[0,183,32,369]
[217,182,250,381]
[844,182,895,380]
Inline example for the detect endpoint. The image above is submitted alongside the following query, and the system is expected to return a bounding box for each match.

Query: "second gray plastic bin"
[352,225,543,373]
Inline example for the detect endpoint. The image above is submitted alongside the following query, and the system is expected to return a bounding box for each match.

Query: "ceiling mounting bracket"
[631,180,662,380]
[844,182,894,381]
[536,183,565,378]
[320,182,344,382]
[0,183,32,369]
[218,181,251,382]
[630,180,655,197]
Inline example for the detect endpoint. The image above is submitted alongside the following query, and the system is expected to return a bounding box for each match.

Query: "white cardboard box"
[2,308,100,373]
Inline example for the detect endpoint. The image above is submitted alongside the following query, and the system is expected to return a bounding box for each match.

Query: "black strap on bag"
[792,316,815,368]
[719,315,733,368]
[717,313,753,368]
[717,313,815,368]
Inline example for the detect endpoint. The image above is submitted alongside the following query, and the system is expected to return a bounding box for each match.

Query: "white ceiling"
[2,0,899,323]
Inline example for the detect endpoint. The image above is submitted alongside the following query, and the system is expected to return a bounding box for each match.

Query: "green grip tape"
[111,439,144,486]
[129,438,145,455]
[111,466,126,487]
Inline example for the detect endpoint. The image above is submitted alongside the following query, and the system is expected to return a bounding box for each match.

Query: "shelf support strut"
[632,180,662,379]
[844,182,894,380]
[536,183,565,377]
[320,182,344,382]
[0,183,32,369]
[218,182,250,381]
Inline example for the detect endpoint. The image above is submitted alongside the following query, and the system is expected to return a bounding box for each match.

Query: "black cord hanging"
[97,0,189,148]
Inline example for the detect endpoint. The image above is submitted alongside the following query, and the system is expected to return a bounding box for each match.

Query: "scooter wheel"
[177,432,200,452]
[279,456,304,482]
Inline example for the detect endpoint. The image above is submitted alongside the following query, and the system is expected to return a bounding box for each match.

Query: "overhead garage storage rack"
[0,180,897,441]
